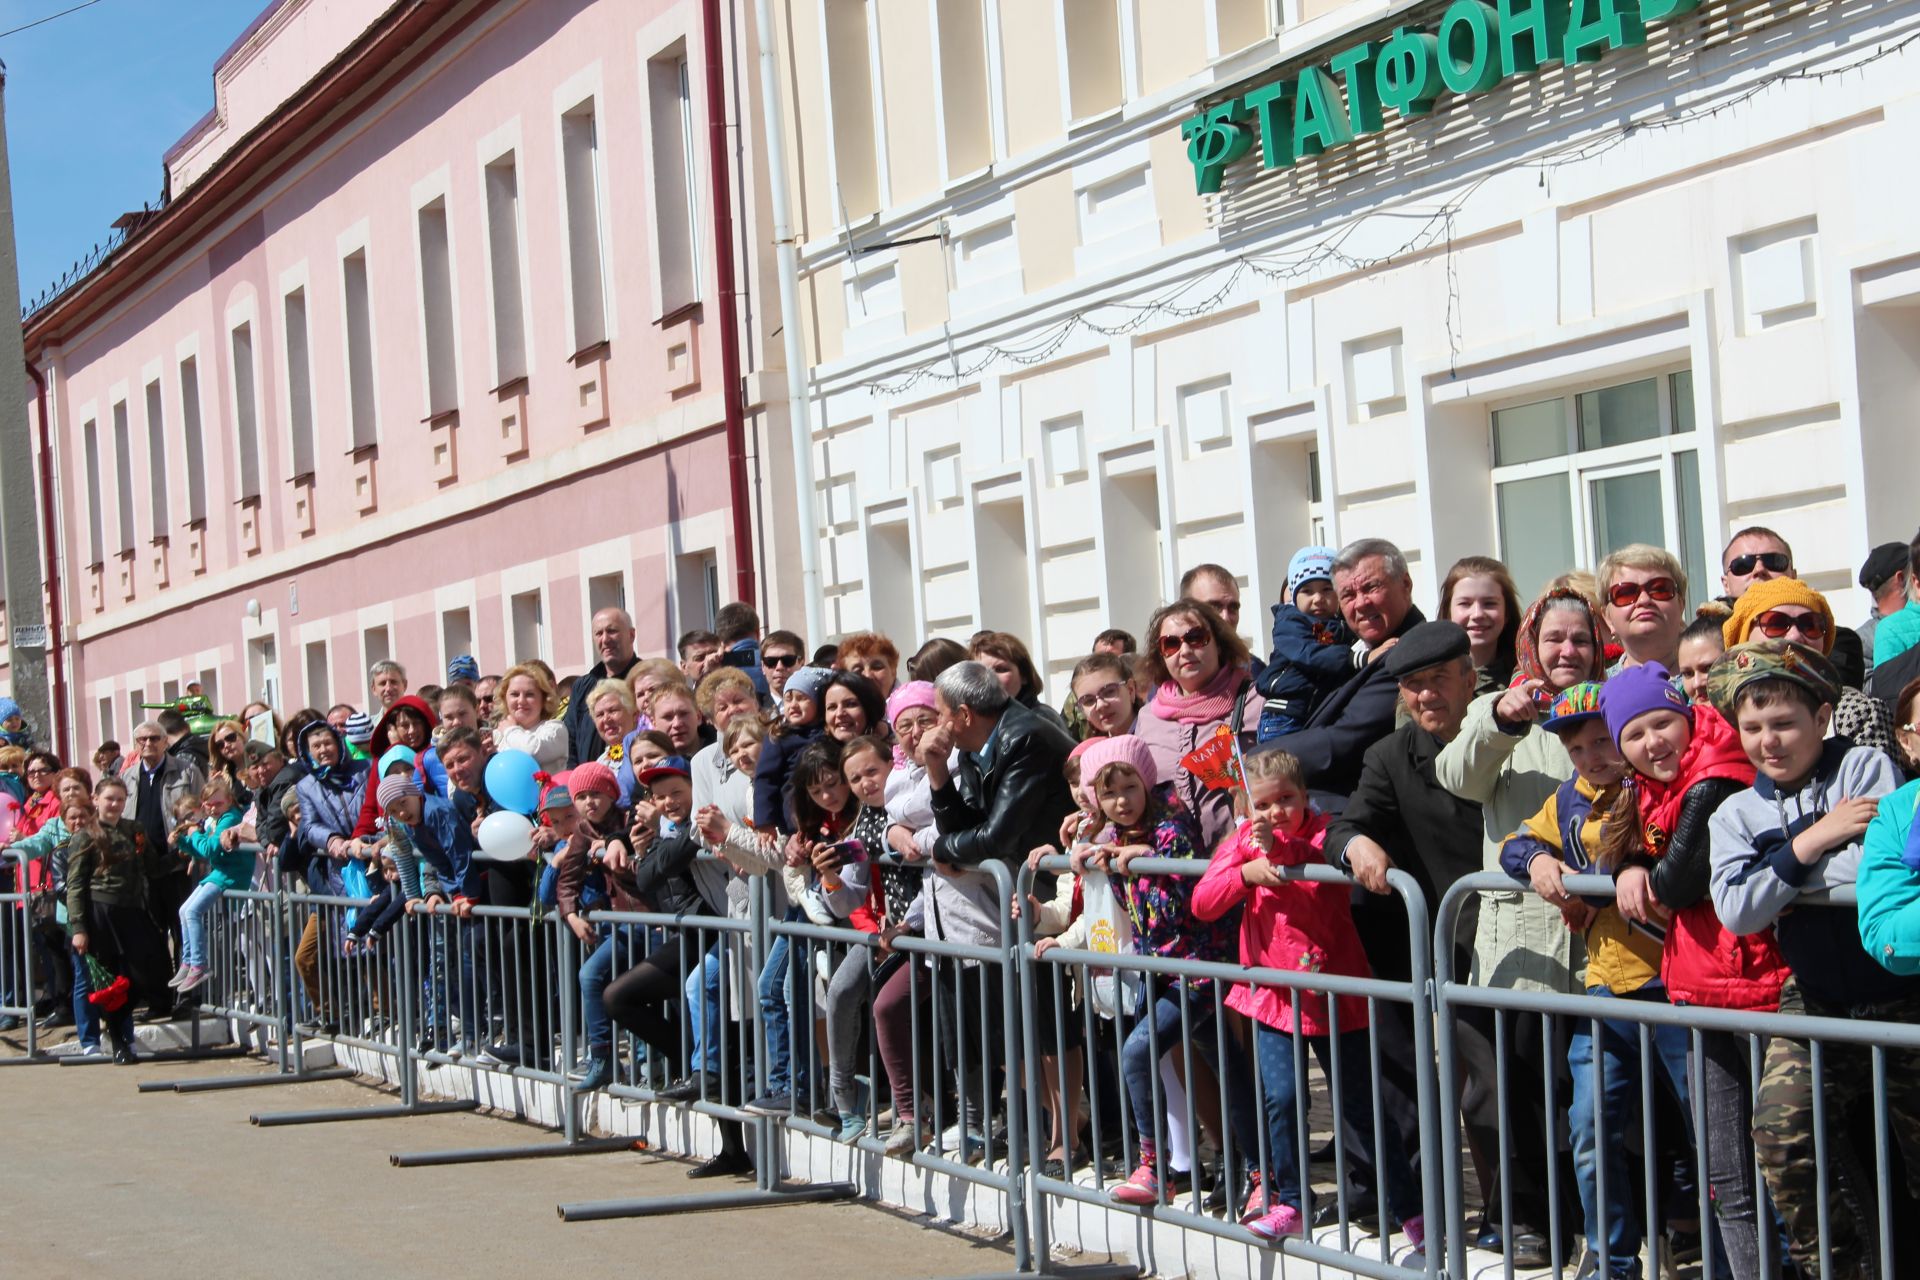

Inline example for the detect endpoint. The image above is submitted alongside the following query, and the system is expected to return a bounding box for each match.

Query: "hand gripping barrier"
[1018,853,1442,1280]
[1433,870,1920,1280]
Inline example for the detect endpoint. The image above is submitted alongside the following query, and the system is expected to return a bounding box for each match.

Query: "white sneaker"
[76,1043,106,1059]
[800,890,834,928]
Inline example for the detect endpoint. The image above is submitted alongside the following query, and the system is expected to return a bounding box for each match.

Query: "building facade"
[763,0,1920,693]
[23,0,806,743]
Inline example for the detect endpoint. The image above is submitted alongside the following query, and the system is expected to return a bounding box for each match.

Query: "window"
[1062,0,1125,121]
[98,696,114,746]
[246,636,278,710]
[112,401,135,553]
[417,197,458,416]
[283,287,316,477]
[179,356,207,523]
[198,668,220,714]
[230,321,262,500]
[646,51,702,313]
[483,153,528,384]
[561,99,610,352]
[304,640,330,708]
[935,0,992,178]
[144,381,168,537]
[127,688,145,733]
[1490,370,1707,600]
[83,418,103,564]
[441,608,473,670]
[362,625,391,675]
[822,0,882,220]
[509,590,545,663]
[586,572,626,619]
[342,249,378,449]
[162,678,180,706]
[674,553,718,632]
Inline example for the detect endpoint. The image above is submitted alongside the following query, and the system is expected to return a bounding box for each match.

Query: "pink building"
[22,0,800,751]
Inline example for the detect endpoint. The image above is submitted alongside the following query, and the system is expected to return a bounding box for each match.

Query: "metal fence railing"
[17,836,1916,1280]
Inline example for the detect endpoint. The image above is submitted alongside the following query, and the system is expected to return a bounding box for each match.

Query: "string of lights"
[859,19,1920,398]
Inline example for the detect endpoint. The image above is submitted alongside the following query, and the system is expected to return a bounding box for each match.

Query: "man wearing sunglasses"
[1255,538,1426,800]
[1720,526,1795,600]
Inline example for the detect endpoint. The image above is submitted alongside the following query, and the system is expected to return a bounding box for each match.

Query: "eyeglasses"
[1727,551,1791,577]
[1158,625,1214,657]
[763,653,800,670]
[24,765,48,776]
[1606,577,1679,609]
[1076,681,1127,711]
[1750,609,1828,641]
[215,734,239,748]
[134,734,164,745]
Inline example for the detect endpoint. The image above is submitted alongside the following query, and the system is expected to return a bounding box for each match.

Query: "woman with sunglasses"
[203,719,255,810]
[1723,579,1896,754]
[16,750,65,839]
[1599,545,1690,675]
[1134,599,1263,850]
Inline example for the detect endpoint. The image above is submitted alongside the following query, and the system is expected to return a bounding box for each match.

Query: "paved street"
[0,1049,1015,1278]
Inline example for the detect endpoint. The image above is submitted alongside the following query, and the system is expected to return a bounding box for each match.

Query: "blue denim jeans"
[1120,979,1258,1164]
[178,881,224,970]
[757,925,810,1096]
[579,928,633,1055]
[69,945,101,1050]
[1568,985,1695,1280]
[1254,1023,1421,1221]
[683,945,723,1076]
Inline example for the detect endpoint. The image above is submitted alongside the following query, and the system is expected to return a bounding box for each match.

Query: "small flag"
[1181,724,1244,793]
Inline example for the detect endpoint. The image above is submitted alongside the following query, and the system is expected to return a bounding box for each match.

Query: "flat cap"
[1384,620,1472,680]
[1860,542,1909,594]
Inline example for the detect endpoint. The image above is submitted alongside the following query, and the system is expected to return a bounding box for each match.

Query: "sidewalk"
[0,1049,1016,1278]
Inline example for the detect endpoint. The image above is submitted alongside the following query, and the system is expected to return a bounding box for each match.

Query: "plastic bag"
[340,858,373,931]
[1082,871,1143,1020]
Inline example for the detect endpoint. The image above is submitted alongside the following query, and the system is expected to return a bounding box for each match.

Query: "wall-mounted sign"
[1182,0,1702,194]
[10,625,47,651]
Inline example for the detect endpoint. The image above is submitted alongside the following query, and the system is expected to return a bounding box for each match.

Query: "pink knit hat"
[567,760,620,801]
[886,680,939,726]
[1077,734,1158,795]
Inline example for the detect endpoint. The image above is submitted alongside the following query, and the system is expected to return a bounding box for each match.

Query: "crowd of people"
[6,525,1920,1278]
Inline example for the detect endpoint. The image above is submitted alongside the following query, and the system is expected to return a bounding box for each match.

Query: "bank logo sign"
[1182,0,1702,194]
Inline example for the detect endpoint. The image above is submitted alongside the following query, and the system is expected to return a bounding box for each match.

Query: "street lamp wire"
[0,0,106,41]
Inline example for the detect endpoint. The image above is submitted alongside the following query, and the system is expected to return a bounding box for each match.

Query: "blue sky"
[3,0,266,306]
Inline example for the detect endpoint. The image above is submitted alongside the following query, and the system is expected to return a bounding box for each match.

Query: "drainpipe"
[701,0,757,609]
[24,361,69,759]
[750,0,826,648]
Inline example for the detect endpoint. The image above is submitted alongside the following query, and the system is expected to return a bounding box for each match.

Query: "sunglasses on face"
[1750,609,1828,641]
[763,653,800,670]
[1158,625,1214,657]
[1606,577,1679,608]
[1727,551,1790,577]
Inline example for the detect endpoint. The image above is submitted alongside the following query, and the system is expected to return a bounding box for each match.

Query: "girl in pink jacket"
[1192,749,1423,1249]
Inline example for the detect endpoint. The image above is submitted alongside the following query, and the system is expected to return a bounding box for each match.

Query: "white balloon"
[474,810,535,862]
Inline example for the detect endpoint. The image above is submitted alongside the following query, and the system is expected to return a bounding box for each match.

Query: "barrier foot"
[138,1067,358,1094]
[251,1099,479,1127]
[0,1052,60,1067]
[965,1267,1144,1280]
[60,1045,249,1067]
[391,1135,645,1167]
[557,1180,858,1223]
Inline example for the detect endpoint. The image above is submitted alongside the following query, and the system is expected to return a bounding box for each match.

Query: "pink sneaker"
[1402,1215,1426,1251]
[1239,1172,1268,1225]
[1108,1162,1163,1206]
[1248,1202,1304,1241]
[177,966,210,993]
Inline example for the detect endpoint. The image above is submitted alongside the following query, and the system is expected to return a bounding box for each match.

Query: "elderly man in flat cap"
[1321,620,1561,1265]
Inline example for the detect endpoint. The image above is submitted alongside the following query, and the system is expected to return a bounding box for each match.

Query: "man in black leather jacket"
[922,661,1077,870]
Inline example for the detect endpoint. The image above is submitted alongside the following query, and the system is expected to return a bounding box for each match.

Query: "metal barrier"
[0,851,38,1060]
[1019,853,1440,1280]
[1435,870,1920,1280]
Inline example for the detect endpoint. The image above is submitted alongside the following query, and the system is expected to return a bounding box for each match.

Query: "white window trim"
[276,260,314,480]
[474,119,536,389]
[297,619,333,709]
[553,64,618,356]
[577,536,636,669]
[224,293,265,504]
[77,396,101,565]
[410,166,465,421]
[661,509,731,653]
[335,219,383,453]
[356,602,398,693]
[432,581,481,682]
[816,0,893,230]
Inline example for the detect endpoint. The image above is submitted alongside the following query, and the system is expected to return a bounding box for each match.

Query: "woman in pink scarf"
[1131,598,1264,849]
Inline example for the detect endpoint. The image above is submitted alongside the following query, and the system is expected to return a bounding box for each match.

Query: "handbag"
[1082,871,1144,1020]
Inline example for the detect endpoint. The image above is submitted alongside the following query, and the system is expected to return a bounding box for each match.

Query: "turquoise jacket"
[1874,599,1920,671]
[179,810,253,890]
[1857,779,1920,976]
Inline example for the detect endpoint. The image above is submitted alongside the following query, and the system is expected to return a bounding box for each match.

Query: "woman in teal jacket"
[1858,778,1920,974]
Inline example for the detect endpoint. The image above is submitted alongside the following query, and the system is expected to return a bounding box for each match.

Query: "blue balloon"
[484,748,541,815]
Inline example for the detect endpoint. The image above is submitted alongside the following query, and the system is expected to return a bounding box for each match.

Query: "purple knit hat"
[1600,663,1691,747]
